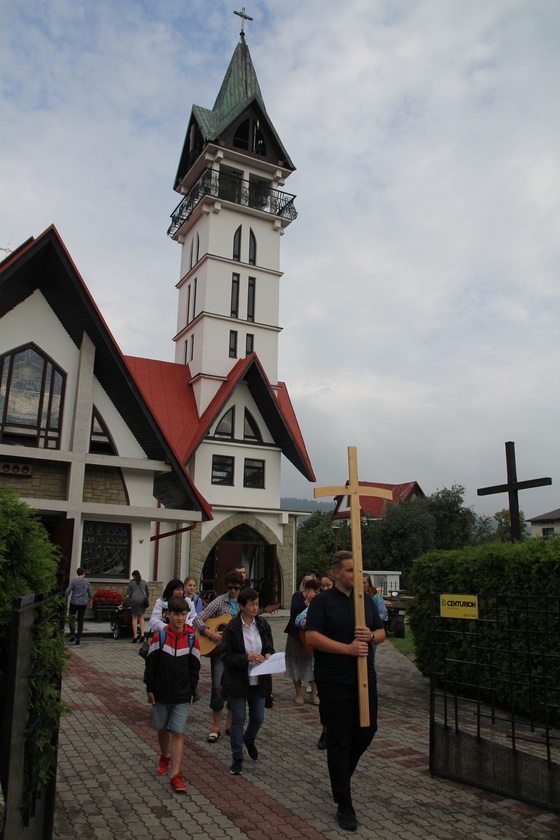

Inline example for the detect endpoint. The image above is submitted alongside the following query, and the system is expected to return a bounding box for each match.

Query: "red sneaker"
[156,755,170,776]
[170,773,186,793]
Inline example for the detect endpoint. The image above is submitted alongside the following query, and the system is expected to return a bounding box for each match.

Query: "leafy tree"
[296,511,351,583]
[377,499,435,588]
[470,513,496,545]
[494,508,527,542]
[426,485,476,550]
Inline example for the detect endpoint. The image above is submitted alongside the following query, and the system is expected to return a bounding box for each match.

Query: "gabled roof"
[0,227,211,518]
[333,481,425,521]
[125,353,315,482]
[174,38,295,189]
[527,508,560,523]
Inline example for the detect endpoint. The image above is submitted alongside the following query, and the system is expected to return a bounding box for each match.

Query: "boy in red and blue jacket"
[144,596,201,793]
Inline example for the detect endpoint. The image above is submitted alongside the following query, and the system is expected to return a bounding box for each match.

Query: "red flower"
[93,589,124,606]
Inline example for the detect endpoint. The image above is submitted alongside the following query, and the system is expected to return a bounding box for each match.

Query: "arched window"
[244,409,262,442]
[233,119,250,150]
[233,226,242,261]
[249,229,256,266]
[89,408,117,455]
[195,232,200,263]
[0,344,65,449]
[215,406,235,439]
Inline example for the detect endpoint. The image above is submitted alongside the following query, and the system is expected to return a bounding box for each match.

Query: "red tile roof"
[124,353,315,483]
[333,481,425,520]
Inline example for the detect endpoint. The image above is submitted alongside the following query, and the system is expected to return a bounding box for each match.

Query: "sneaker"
[170,773,186,792]
[336,806,357,831]
[230,759,243,775]
[68,635,76,643]
[157,755,170,775]
[245,741,258,760]
[317,731,327,751]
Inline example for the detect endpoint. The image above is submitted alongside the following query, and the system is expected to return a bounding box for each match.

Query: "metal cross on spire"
[314,446,392,727]
[234,7,253,37]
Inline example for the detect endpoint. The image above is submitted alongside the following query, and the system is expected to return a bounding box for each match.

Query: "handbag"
[143,597,150,609]
[138,632,152,660]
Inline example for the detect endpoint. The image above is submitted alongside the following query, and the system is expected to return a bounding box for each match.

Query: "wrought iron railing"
[167,169,297,237]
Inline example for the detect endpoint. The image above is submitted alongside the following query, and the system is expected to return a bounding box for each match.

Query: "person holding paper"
[220,588,274,776]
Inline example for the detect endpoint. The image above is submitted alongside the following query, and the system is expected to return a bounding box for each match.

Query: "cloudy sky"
[2,0,559,519]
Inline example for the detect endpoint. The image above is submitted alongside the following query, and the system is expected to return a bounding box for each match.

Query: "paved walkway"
[53,617,560,840]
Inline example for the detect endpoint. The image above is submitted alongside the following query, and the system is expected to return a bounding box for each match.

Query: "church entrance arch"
[201,524,280,607]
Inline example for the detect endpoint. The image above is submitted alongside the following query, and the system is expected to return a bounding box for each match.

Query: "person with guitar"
[192,570,244,742]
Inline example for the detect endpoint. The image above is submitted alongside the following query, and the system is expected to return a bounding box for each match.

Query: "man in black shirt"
[305,550,385,832]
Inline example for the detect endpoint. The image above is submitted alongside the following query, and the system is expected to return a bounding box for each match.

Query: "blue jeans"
[228,688,266,761]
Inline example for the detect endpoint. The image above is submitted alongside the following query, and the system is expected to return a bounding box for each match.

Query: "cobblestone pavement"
[53,617,560,840]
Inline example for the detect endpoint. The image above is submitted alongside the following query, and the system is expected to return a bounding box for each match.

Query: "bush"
[0,488,68,796]
[409,538,560,723]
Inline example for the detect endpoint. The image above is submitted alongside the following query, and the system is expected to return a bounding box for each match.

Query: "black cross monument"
[477,441,552,542]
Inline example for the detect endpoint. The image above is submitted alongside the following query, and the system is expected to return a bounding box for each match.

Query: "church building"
[0,26,314,605]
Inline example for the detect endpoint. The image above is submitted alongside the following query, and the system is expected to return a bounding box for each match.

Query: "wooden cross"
[234,7,253,35]
[314,446,393,727]
[477,441,552,541]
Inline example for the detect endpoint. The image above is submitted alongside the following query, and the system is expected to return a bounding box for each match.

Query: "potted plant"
[92,589,124,622]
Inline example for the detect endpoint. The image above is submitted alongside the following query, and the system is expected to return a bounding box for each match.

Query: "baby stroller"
[110,598,133,639]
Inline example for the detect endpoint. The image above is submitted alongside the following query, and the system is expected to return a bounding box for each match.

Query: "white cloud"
[1,0,559,519]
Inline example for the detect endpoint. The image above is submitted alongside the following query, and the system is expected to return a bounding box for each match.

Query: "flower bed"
[92,590,124,622]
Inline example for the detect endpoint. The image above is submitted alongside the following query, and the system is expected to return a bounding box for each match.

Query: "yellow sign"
[440,594,478,620]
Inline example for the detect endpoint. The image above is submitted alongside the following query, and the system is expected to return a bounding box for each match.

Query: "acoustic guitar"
[196,614,233,657]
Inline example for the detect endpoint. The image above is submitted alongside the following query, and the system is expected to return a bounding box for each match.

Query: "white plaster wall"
[90,382,147,459]
[193,439,281,509]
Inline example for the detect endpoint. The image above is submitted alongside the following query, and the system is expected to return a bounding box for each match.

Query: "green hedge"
[0,488,68,795]
[409,538,560,723]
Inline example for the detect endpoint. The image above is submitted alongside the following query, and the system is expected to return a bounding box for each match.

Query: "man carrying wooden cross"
[305,550,385,831]
[305,447,388,831]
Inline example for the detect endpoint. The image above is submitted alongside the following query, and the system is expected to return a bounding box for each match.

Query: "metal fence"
[1,593,63,840]
[429,593,560,813]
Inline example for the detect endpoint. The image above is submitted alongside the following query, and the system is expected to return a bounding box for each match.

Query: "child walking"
[144,596,201,792]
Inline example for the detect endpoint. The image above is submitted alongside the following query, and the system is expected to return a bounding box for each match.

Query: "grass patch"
[389,633,415,658]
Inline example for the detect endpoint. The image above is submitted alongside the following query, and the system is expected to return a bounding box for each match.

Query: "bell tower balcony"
[167,168,297,239]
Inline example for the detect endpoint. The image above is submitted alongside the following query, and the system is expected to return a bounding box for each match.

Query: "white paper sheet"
[250,651,286,675]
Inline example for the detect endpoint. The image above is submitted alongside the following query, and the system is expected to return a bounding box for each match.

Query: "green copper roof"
[191,37,294,169]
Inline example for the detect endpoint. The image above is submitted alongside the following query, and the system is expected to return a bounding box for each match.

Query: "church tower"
[160,16,313,605]
[168,23,297,415]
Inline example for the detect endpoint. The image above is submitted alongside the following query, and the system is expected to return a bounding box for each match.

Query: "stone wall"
[82,466,128,504]
[0,460,68,500]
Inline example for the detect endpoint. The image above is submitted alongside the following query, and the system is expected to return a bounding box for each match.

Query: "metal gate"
[429,593,560,813]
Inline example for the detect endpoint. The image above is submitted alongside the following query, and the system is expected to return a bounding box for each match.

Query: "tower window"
[0,344,65,449]
[233,119,250,151]
[186,284,192,324]
[245,334,254,356]
[229,331,238,358]
[230,273,240,318]
[195,232,200,263]
[244,408,262,441]
[247,278,256,322]
[215,406,235,439]
[192,278,197,319]
[189,334,195,362]
[249,229,257,265]
[244,458,265,488]
[233,226,241,261]
[252,120,267,156]
[212,454,234,486]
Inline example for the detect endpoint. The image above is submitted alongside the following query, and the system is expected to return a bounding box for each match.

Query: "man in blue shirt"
[305,551,385,832]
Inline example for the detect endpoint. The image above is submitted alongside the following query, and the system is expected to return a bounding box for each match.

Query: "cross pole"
[314,446,393,727]
[234,7,253,36]
[477,441,552,541]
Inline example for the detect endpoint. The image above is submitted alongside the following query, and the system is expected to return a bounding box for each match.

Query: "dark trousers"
[68,603,87,641]
[316,678,378,810]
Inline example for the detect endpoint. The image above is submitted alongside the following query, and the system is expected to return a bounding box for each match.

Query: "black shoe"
[245,741,258,760]
[230,759,243,775]
[68,635,76,643]
[336,806,357,832]
[74,640,81,646]
[317,731,327,750]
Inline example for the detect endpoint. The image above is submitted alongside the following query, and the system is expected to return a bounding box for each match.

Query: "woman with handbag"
[128,569,150,643]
